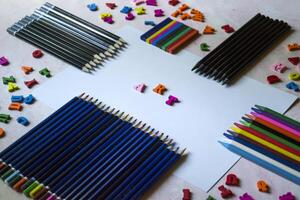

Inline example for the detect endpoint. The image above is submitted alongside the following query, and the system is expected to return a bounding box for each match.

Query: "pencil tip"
[105,51,113,57]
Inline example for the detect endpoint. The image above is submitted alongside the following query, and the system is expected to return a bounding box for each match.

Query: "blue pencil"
[0,96,90,178]
[30,115,136,199]
[8,98,97,171]
[60,128,151,198]
[104,142,170,199]
[86,133,169,199]
[51,121,141,193]
[0,95,84,162]
[20,105,104,175]
[3,97,94,166]
[122,148,181,200]
[36,112,124,184]
[219,141,300,185]
[223,133,300,172]
[67,130,158,199]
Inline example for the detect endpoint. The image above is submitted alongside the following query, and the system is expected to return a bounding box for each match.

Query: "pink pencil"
[251,112,300,138]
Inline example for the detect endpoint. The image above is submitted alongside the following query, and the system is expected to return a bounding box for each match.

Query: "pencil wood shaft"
[43,2,122,43]
[221,23,290,85]
[200,17,270,76]
[8,27,88,71]
[192,13,262,71]
[208,18,278,79]
[17,21,100,64]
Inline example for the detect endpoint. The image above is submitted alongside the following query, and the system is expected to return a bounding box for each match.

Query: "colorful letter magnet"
[24,94,35,104]
[11,95,24,103]
[39,68,51,78]
[17,117,29,126]
[256,180,268,192]
[0,56,9,66]
[286,82,299,92]
[272,63,288,73]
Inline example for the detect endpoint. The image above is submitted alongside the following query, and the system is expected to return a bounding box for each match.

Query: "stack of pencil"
[0,94,185,200]
[7,2,126,73]
[141,17,200,54]
[192,13,291,85]
[220,105,300,185]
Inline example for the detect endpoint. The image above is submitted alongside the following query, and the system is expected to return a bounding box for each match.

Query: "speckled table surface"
[0,0,299,199]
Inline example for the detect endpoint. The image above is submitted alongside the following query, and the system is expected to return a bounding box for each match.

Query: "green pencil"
[255,105,300,128]
[240,120,300,152]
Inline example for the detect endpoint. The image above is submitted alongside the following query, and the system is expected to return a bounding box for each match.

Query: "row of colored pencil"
[0,94,185,200]
[220,105,300,185]
[140,17,200,54]
[7,2,126,73]
[192,13,291,85]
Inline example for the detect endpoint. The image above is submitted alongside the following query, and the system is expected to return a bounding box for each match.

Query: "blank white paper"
[32,26,297,191]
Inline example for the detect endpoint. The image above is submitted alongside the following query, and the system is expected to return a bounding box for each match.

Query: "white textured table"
[0,0,299,199]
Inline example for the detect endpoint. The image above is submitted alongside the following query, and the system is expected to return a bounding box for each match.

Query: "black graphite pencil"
[32,11,115,57]
[38,7,118,51]
[41,7,118,49]
[213,19,283,81]
[26,17,107,59]
[18,19,102,65]
[7,27,92,72]
[192,13,262,72]
[199,16,269,76]
[217,20,288,82]
[29,15,108,58]
[43,2,125,46]
[22,17,103,61]
[35,8,117,55]
[205,17,276,79]
[221,22,291,85]
[13,23,98,69]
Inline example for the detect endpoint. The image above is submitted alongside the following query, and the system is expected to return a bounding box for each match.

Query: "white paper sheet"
[32,26,297,191]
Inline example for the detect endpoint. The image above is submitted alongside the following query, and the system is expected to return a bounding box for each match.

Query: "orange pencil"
[246,114,300,142]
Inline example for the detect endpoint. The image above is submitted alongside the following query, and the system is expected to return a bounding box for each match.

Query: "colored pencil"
[224,133,300,172]
[240,120,300,152]
[246,114,300,142]
[141,17,199,54]
[221,106,300,185]
[255,105,300,128]
[219,140,300,184]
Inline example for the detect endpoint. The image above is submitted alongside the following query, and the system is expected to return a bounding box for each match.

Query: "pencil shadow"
[226,29,293,86]
[140,154,187,200]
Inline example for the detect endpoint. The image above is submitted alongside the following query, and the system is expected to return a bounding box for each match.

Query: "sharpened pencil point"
[82,67,91,73]
[117,40,123,46]
[94,55,102,60]
[105,51,113,57]
[108,48,115,54]
[99,53,106,58]
[85,64,93,69]
[109,45,116,50]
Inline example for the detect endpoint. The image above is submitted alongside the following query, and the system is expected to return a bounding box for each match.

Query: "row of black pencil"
[7,2,126,73]
[192,13,291,85]
[0,94,184,200]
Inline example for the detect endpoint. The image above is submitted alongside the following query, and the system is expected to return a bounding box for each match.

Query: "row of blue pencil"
[0,93,185,200]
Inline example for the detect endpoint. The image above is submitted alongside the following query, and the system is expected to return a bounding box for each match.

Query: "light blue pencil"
[219,140,300,185]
